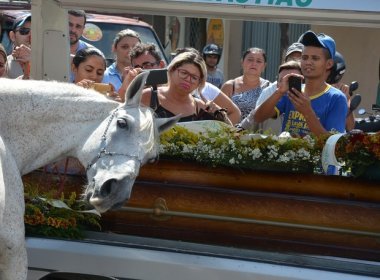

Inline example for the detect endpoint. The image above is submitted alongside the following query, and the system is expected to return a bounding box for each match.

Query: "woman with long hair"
[221,47,269,121]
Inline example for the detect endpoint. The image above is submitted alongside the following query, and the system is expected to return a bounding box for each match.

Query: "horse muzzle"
[86,175,136,213]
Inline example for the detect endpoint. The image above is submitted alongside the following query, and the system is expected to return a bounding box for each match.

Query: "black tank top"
[150,88,197,122]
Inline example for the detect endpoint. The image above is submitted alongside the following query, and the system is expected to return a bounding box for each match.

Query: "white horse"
[0,72,178,280]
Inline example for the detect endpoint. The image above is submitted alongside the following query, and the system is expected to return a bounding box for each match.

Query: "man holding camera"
[6,13,32,79]
[254,30,347,137]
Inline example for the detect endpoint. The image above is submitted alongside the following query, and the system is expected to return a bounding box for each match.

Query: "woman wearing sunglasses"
[6,14,32,79]
[141,51,232,124]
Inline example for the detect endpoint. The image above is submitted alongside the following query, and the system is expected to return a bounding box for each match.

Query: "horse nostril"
[101,179,116,197]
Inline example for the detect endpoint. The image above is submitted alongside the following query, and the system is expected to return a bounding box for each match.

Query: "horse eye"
[117,118,128,129]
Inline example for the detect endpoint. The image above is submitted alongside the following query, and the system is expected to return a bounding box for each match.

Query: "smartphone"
[91,83,113,94]
[145,68,168,86]
[288,76,302,96]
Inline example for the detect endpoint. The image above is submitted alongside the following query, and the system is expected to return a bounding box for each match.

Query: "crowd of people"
[254,31,347,137]
[1,9,357,138]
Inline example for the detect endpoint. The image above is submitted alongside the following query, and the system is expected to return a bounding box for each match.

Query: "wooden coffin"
[23,160,380,261]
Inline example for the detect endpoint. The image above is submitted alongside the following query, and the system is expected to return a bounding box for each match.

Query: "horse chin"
[85,176,135,213]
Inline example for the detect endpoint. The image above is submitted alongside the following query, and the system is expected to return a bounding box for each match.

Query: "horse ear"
[125,71,150,106]
[155,115,181,134]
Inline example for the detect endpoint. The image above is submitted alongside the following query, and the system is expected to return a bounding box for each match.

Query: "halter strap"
[86,108,141,171]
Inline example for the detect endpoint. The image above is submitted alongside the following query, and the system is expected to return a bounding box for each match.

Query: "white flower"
[278,155,290,163]
[297,148,310,160]
[250,148,262,160]
[302,134,315,146]
[283,150,295,161]
[159,125,321,172]
[268,145,279,159]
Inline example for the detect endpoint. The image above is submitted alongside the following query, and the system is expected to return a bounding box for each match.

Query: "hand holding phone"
[288,76,302,96]
[91,83,113,94]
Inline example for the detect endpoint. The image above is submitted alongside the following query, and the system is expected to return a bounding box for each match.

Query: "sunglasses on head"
[16,27,31,35]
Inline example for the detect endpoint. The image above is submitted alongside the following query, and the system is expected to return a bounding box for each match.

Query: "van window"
[0,10,168,66]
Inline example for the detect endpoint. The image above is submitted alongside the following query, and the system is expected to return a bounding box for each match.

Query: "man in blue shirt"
[254,30,347,137]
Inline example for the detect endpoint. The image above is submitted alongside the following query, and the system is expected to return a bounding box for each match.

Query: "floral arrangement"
[159,124,380,178]
[24,183,101,239]
[335,131,380,178]
[160,125,321,173]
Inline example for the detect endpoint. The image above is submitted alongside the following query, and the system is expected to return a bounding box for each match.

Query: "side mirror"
[349,81,359,96]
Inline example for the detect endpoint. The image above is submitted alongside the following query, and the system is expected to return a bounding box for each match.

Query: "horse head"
[83,72,178,213]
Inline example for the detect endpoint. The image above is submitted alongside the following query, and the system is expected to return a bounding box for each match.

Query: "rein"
[86,108,141,171]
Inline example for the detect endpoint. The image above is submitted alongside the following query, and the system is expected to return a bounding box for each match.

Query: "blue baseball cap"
[12,13,31,30]
[298,30,336,60]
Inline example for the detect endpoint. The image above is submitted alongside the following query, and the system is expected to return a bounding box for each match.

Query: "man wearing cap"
[284,42,303,62]
[255,42,304,112]
[6,13,32,79]
[254,30,347,137]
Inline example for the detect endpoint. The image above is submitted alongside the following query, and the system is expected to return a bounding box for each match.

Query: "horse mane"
[0,78,118,123]
[138,106,160,156]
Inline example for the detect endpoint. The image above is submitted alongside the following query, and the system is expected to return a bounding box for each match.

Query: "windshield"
[81,22,168,66]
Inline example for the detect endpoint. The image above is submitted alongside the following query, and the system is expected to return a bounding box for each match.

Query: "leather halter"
[86,108,141,171]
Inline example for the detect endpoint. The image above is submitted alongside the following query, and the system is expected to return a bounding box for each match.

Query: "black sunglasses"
[16,27,31,35]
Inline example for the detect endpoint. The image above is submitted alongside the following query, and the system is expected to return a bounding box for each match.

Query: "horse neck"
[0,79,119,174]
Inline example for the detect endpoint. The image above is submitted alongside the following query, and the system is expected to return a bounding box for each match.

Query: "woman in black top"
[141,51,232,124]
